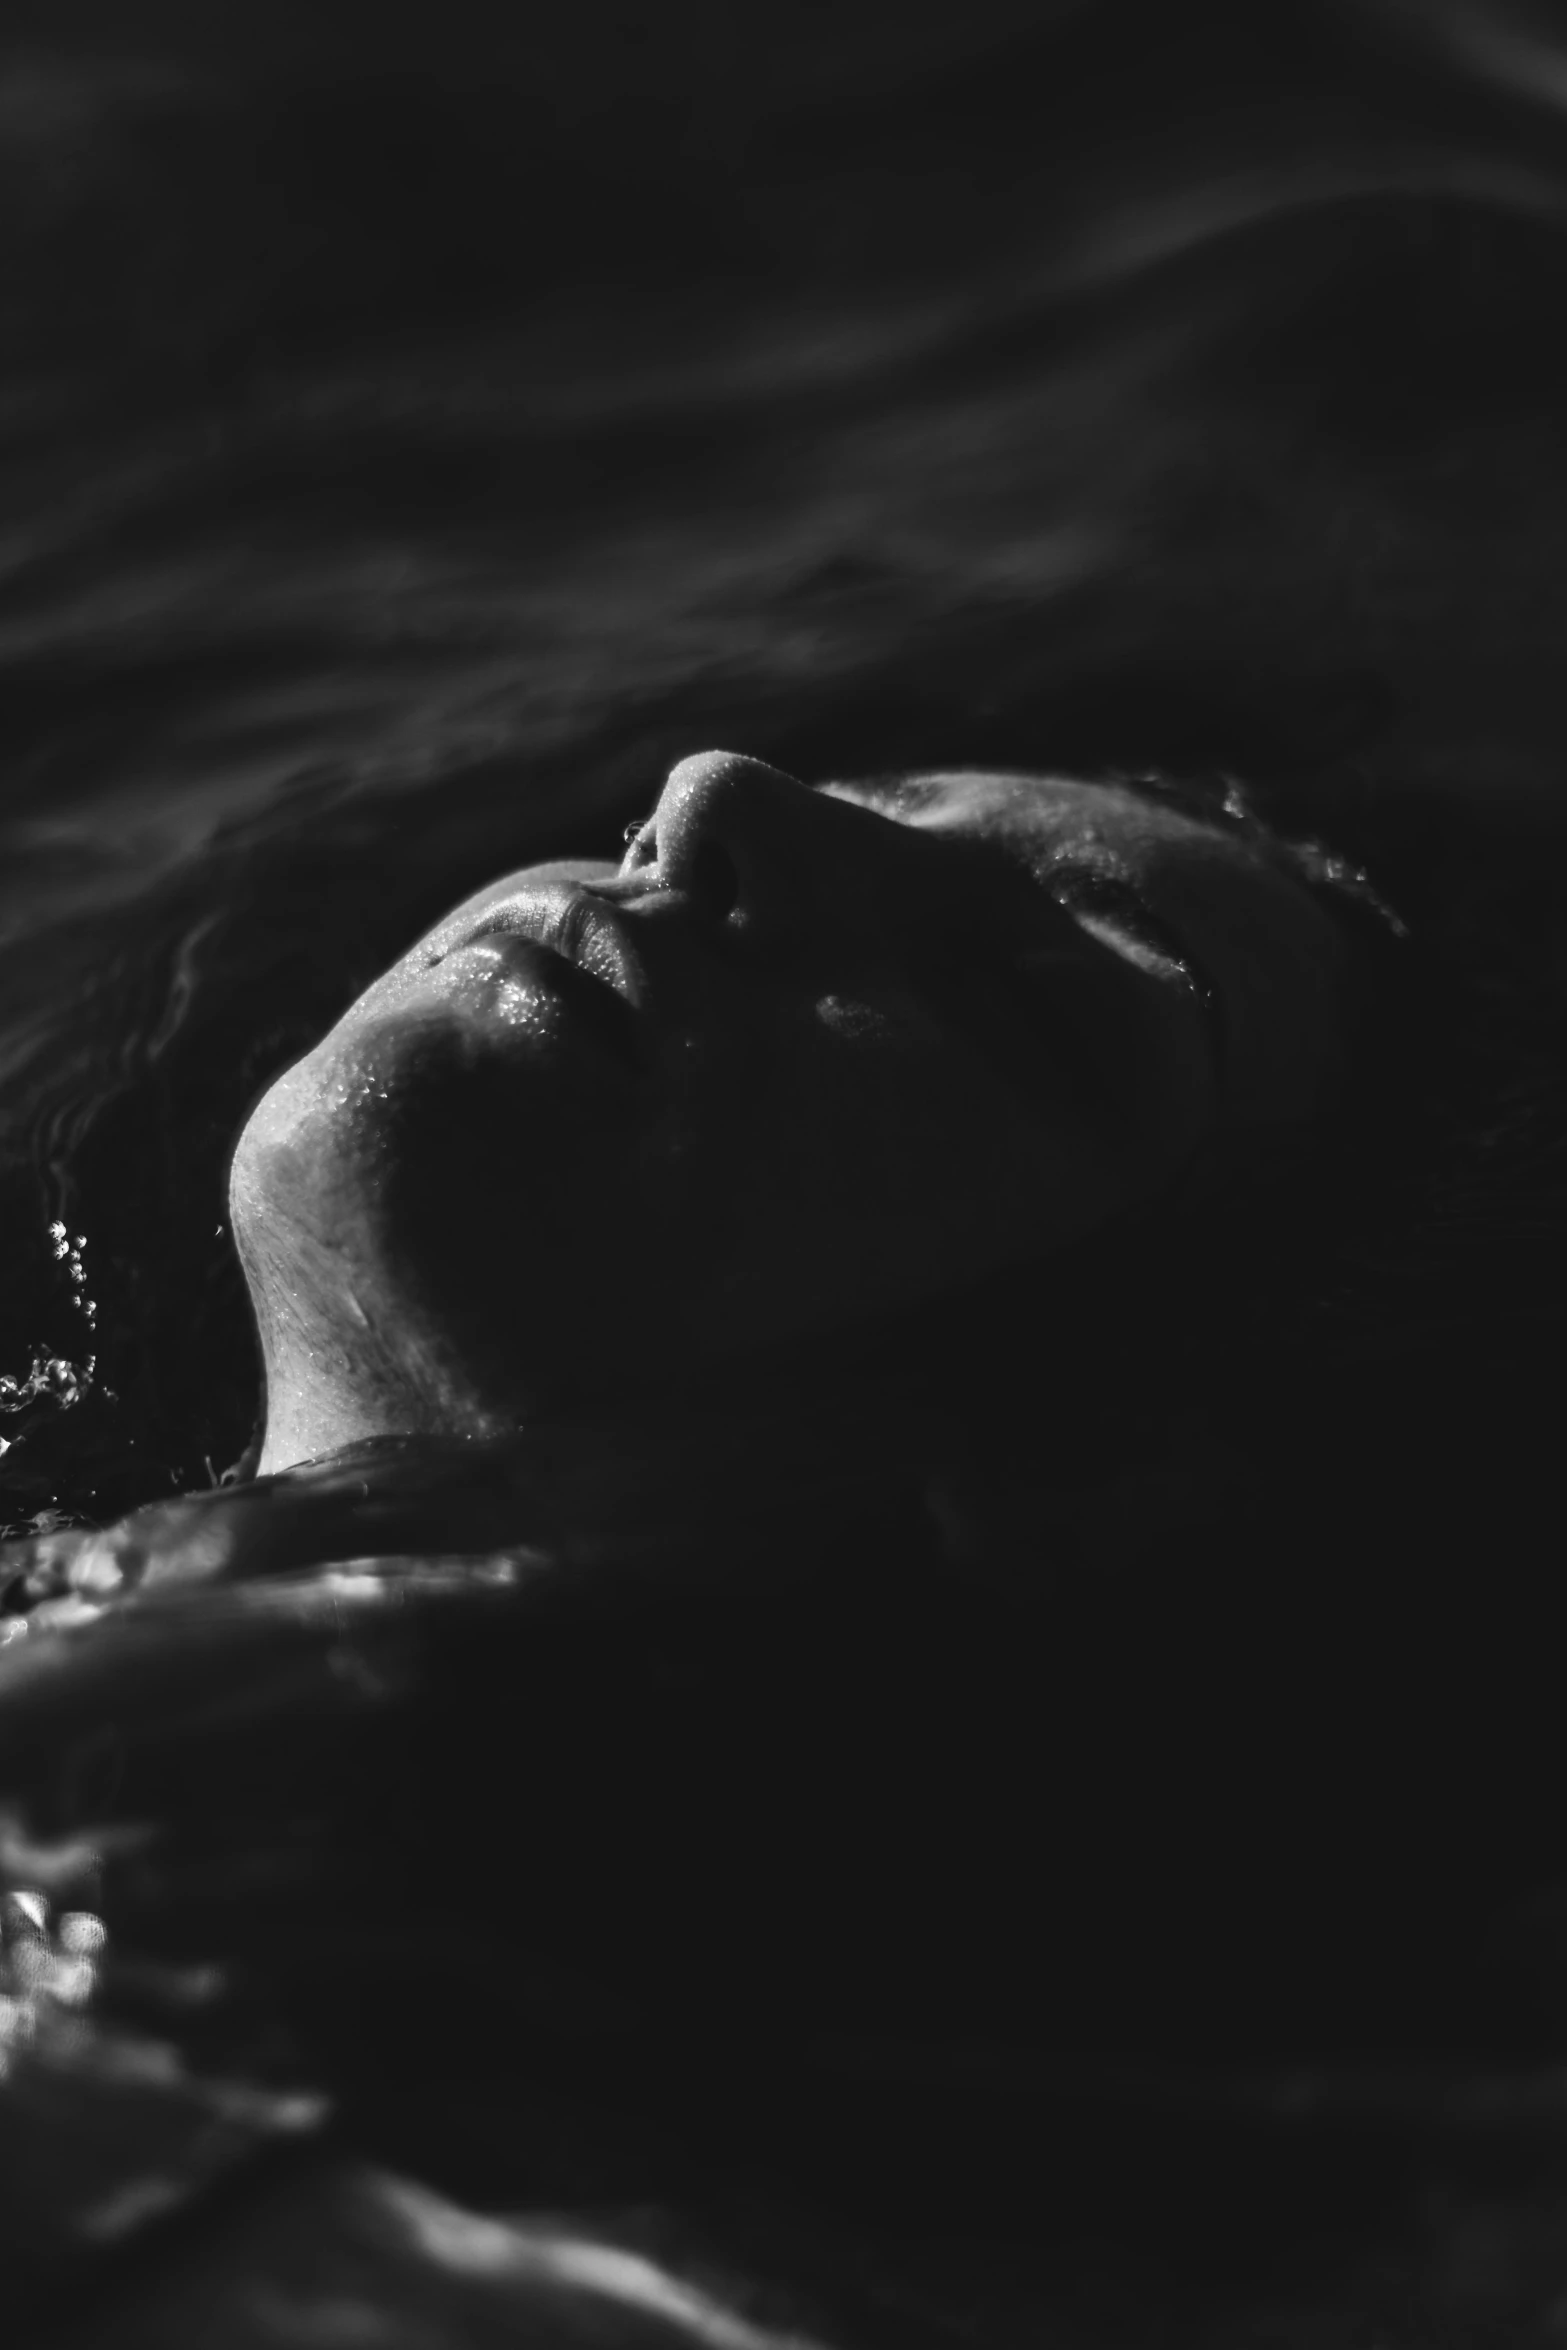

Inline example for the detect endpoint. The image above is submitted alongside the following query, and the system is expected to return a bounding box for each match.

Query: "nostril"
[687,838,740,921]
[618,819,659,875]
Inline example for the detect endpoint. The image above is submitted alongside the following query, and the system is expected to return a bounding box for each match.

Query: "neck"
[244,1314,941,1575]
[253,1360,511,1479]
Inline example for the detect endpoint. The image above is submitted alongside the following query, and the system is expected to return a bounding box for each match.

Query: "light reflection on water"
[0,1886,107,2072]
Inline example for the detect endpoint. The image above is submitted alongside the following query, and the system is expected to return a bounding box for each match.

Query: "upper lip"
[464,872,741,995]
[467,885,645,996]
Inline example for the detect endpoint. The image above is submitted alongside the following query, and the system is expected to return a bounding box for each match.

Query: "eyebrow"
[824,771,945,812]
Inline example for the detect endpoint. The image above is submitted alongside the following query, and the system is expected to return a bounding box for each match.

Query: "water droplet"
[58,1913,106,1958]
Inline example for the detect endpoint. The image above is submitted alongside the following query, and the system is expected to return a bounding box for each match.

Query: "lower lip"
[455,934,647,1076]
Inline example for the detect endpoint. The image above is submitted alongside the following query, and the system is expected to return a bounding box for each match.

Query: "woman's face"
[231,754,1349,1470]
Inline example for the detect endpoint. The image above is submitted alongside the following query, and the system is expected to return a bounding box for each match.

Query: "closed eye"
[1042,870,1227,1084]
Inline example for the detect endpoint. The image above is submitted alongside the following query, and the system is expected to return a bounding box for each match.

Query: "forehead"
[825,769,1076,823]
[822,769,1223,870]
[824,768,1078,848]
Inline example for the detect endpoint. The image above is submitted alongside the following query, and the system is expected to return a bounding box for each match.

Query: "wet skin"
[230,753,1350,1472]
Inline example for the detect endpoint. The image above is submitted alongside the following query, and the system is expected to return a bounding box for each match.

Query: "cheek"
[788,986,1114,1188]
[658,989,1129,1333]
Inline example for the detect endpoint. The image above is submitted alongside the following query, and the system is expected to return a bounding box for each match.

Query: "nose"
[631,749,902,944]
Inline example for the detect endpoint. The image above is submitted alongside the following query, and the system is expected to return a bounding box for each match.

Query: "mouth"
[461,888,650,1075]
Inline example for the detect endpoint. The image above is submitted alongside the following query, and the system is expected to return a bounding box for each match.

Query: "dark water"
[4,0,1567,1519]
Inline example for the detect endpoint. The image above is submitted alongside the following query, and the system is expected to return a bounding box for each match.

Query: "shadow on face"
[229,751,1351,1471]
